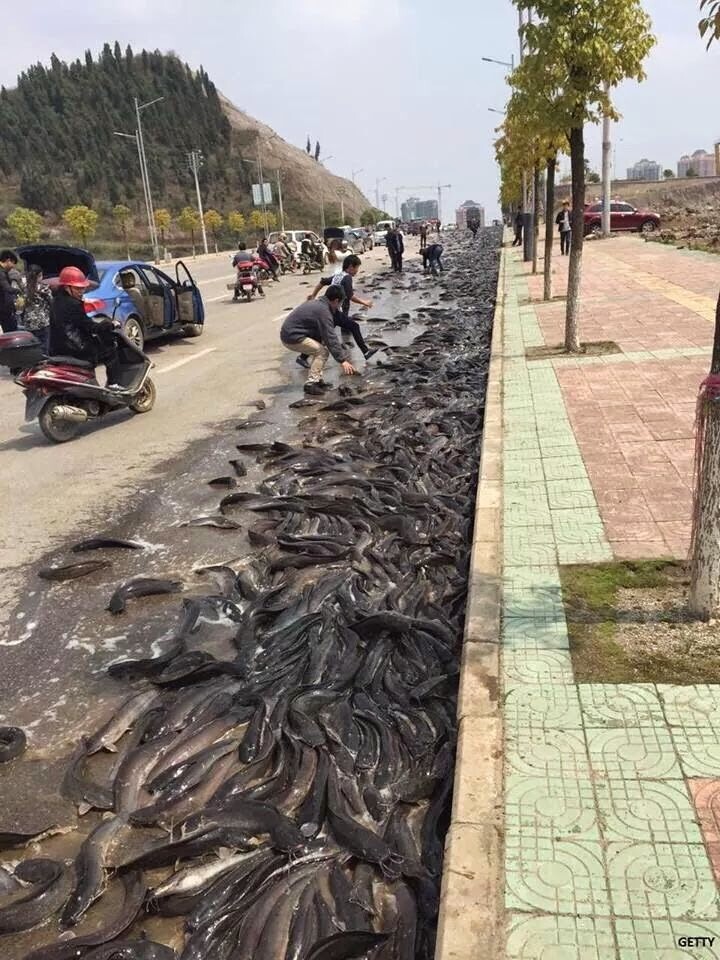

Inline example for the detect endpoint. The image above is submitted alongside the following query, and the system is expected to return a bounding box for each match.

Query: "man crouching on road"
[280,285,357,396]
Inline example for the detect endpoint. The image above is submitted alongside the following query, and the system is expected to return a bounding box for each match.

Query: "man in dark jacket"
[512,211,524,247]
[49,266,119,383]
[281,286,357,395]
[0,249,19,333]
[555,201,572,255]
[386,226,405,272]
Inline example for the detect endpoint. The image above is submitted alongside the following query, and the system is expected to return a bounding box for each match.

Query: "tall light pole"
[188,150,209,255]
[481,55,515,70]
[436,183,452,226]
[601,81,612,238]
[375,177,387,211]
[351,167,364,185]
[114,129,154,256]
[276,170,285,232]
[134,96,163,261]
[318,155,334,231]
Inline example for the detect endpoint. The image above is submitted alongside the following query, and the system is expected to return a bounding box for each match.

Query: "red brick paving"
[689,779,720,885]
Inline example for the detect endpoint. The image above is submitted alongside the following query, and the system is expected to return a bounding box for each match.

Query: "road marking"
[156,347,216,374]
[197,273,235,287]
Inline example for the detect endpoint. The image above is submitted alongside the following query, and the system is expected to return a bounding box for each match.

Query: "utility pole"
[188,150,209,255]
[436,184,452,226]
[256,141,269,236]
[276,170,285,233]
[340,195,345,224]
[601,81,612,238]
[351,167,364,185]
[395,187,401,219]
[114,129,154,257]
[134,96,163,260]
[381,193,389,217]
[375,177,386,211]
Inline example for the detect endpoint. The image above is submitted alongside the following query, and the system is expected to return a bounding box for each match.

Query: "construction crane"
[395,184,452,224]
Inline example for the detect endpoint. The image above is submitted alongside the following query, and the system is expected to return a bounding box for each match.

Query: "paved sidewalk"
[501,238,720,958]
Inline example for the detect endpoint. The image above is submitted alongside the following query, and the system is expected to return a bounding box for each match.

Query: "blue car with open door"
[16,245,205,351]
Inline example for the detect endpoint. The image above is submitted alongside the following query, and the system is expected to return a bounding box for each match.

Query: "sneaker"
[304,382,324,396]
[106,383,128,393]
[317,380,335,390]
[295,356,310,369]
[363,348,380,361]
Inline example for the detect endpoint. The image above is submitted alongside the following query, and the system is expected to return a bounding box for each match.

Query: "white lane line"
[197,272,235,286]
[156,347,216,374]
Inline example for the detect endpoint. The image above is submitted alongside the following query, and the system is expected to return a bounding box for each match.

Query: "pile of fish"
[2,232,499,960]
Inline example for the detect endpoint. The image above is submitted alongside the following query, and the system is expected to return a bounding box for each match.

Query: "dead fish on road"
[107,578,183,615]
[38,560,111,582]
[208,477,237,488]
[228,459,248,477]
[72,538,144,553]
[236,419,269,431]
[182,516,241,530]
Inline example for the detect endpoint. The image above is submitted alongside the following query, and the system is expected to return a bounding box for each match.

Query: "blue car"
[16,245,205,350]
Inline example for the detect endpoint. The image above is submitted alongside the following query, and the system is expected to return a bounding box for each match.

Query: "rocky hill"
[0,46,369,235]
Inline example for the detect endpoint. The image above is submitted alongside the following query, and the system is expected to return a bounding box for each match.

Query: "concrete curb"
[435,245,505,960]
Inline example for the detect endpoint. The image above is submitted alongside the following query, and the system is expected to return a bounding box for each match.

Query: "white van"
[374,220,395,246]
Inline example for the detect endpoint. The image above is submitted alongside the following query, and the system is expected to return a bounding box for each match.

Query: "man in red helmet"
[49,266,119,382]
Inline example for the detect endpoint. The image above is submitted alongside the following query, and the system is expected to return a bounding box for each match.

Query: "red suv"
[584,201,660,236]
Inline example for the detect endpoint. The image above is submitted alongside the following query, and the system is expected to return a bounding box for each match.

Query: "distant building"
[626,158,661,181]
[401,197,438,221]
[456,201,485,229]
[677,149,717,178]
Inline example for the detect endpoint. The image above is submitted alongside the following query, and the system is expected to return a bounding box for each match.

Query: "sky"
[2,0,719,220]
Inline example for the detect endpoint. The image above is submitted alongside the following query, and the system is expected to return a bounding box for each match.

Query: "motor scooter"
[0,325,156,443]
[232,265,262,302]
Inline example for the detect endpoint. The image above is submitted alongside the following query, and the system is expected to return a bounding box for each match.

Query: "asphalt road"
[0,245,391,620]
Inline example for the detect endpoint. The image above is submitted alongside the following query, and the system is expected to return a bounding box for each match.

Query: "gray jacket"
[280,299,349,363]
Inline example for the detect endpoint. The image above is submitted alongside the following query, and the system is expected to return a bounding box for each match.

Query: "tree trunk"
[690,293,720,618]
[565,126,585,353]
[122,225,130,261]
[191,230,196,259]
[532,165,541,275]
[544,156,556,302]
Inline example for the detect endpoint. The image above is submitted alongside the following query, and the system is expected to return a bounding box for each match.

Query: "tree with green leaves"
[227,211,246,240]
[178,206,200,256]
[204,209,223,253]
[265,211,278,231]
[699,0,720,45]
[514,0,655,351]
[360,207,388,227]
[663,169,675,179]
[112,204,132,259]
[63,204,99,247]
[6,207,44,245]
[154,208,171,249]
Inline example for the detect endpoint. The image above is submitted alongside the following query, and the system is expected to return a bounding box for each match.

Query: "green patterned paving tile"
[505,459,545,484]
[505,431,540,451]
[596,779,702,844]
[607,842,719,920]
[587,726,682,780]
[506,837,610,915]
[615,918,720,959]
[579,684,664,728]
[505,683,583,730]
[506,773,600,841]
[659,685,720,728]
[507,727,590,778]
[505,445,543,463]
[504,564,562,588]
[504,649,574,685]
[507,915,616,960]
[552,506,604,527]
[503,614,570,650]
[505,527,558,567]
[505,480,549,505]
[504,579,565,620]
[673,729,720,778]
[543,455,590,482]
[506,504,554,527]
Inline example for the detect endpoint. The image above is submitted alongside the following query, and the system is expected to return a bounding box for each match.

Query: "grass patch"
[560,559,720,684]
[525,341,621,361]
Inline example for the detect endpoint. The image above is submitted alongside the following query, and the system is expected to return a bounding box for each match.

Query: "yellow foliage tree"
[6,207,44,245]
[154,208,172,247]
[227,211,246,239]
[203,209,223,253]
[112,204,132,259]
[178,206,200,256]
[63,205,98,247]
[249,210,265,234]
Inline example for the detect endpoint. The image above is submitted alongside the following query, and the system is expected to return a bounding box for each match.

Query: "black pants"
[0,311,17,333]
[560,230,571,255]
[300,311,369,361]
[512,228,523,247]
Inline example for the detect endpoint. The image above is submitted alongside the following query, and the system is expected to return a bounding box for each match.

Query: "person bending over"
[300,254,377,368]
[421,243,444,276]
[280,285,357,395]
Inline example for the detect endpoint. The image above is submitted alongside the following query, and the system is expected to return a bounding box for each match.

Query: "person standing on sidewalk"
[0,250,19,333]
[556,201,572,256]
[512,211,524,247]
[280,286,357,395]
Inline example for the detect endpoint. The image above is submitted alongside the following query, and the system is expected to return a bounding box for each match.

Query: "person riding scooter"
[232,244,265,300]
[49,266,121,387]
[257,237,280,282]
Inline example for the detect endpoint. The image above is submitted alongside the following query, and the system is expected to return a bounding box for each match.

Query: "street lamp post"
[114,130,154,256]
[134,96,163,261]
[481,55,515,70]
[318,155,334,231]
[188,150,209,255]
[351,167,364,185]
[375,177,387,211]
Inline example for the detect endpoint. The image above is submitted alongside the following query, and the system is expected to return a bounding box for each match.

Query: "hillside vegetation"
[0,45,370,253]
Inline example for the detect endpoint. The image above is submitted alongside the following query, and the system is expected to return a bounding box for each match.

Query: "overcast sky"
[3,0,719,219]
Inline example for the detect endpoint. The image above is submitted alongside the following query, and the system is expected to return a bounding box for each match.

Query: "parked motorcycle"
[0,327,156,443]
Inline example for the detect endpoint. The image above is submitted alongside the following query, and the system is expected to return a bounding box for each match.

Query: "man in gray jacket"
[281,285,357,395]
